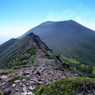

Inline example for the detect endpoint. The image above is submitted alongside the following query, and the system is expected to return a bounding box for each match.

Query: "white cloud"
[45,11,63,21]
[45,10,73,21]
[76,16,82,23]
[45,11,95,31]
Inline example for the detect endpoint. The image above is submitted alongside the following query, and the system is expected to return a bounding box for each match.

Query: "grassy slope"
[0,33,38,68]
[0,37,30,68]
[34,77,95,95]
[3,46,36,69]
[60,55,95,78]
[0,33,49,69]
[0,38,18,53]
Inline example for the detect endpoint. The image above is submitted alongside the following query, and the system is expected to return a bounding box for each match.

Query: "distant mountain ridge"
[0,38,18,53]
[19,20,95,63]
[19,20,95,39]
[0,33,49,68]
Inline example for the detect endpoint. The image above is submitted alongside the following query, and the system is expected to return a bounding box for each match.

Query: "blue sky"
[0,0,95,44]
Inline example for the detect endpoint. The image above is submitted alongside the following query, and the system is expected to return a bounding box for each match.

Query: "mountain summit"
[19,20,95,63]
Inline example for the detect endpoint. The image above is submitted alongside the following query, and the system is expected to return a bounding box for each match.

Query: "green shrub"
[0,69,17,75]
[34,77,95,95]
[60,55,95,77]
[3,46,37,69]
[0,91,3,95]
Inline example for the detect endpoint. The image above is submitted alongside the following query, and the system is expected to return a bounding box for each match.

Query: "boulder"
[12,84,16,87]
[4,89,11,95]
[21,91,33,95]
[29,86,35,91]
[22,79,27,83]
[1,75,8,80]
[35,71,41,76]
[23,71,30,75]
[14,80,20,83]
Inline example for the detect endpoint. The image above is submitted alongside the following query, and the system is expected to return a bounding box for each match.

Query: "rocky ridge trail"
[0,49,78,95]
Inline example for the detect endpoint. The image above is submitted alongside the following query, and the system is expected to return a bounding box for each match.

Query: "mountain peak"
[41,21,54,25]
[18,20,95,64]
[25,32,38,38]
[43,20,76,24]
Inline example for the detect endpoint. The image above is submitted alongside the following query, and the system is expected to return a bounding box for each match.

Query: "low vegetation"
[8,75,31,84]
[3,46,36,69]
[0,69,17,75]
[34,77,95,95]
[46,50,56,59]
[0,38,18,54]
[60,55,95,78]
[0,91,3,95]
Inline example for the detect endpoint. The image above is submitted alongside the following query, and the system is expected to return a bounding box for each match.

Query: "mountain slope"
[0,33,49,68]
[1,29,95,94]
[19,20,95,63]
[0,32,78,95]
[0,38,18,54]
[0,32,95,77]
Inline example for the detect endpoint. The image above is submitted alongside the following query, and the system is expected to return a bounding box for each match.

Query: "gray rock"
[15,89,19,92]
[22,86,27,92]
[29,86,35,91]
[4,89,11,95]
[12,84,16,87]
[22,84,25,87]
[22,79,27,83]
[14,80,20,83]
[77,93,83,95]
[1,82,5,86]
[21,91,33,95]
[1,75,8,79]
[23,71,30,75]
[31,78,38,82]
[53,79,56,82]
[38,81,45,84]
[35,71,41,76]
[26,82,29,86]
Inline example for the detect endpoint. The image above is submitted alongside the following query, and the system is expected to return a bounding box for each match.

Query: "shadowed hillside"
[0,38,18,53]
[0,33,49,68]
[19,20,95,64]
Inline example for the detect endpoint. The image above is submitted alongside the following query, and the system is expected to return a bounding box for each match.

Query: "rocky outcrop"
[23,33,49,51]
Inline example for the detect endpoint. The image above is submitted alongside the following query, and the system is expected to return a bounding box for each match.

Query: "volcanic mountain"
[19,20,95,63]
